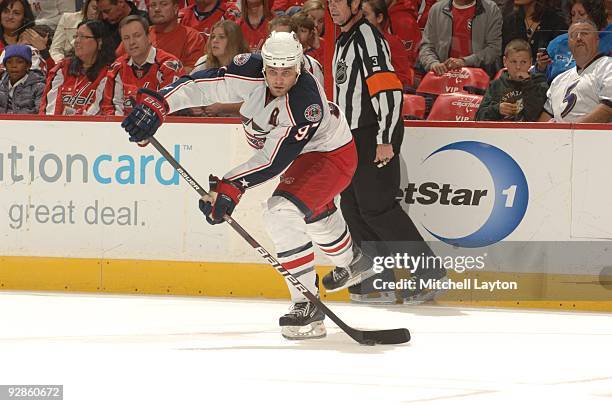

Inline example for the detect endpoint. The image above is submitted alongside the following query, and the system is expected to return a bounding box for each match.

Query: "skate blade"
[349,291,398,305]
[324,269,378,293]
[281,321,327,340]
[404,276,449,304]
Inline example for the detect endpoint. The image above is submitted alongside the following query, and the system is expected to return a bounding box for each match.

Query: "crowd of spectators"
[0,0,609,121]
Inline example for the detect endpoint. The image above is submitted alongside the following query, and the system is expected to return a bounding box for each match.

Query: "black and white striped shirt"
[333,18,404,146]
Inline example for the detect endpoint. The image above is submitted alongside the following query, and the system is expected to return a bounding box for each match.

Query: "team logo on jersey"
[304,104,322,122]
[336,60,348,84]
[164,60,183,71]
[233,53,251,66]
[280,174,295,185]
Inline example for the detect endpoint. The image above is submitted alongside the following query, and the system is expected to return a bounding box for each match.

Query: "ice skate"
[322,246,376,292]
[279,301,326,340]
[403,271,449,304]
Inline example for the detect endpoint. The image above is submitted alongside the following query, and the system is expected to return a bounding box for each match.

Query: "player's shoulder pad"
[287,72,324,125]
[224,53,264,79]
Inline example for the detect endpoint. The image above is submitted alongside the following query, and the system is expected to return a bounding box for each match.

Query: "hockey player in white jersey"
[121,31,375,340]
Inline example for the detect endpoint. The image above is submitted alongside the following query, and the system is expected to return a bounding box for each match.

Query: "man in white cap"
[120,31,376,340]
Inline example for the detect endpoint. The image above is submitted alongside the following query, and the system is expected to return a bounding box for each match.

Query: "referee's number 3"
[561,82,578,118]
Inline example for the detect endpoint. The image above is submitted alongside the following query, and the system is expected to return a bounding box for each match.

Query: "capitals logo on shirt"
[304,104,322,122]
[164,60,183,72]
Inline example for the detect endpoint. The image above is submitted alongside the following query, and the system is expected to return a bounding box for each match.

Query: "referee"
[327,0,445,303]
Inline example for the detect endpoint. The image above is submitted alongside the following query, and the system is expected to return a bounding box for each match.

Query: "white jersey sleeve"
[544,55,612,122]
[160,53,265,112]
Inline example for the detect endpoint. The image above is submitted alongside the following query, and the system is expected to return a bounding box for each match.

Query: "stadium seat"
[416,67,490,95]
[426,93,483,121]
[494,68,507,80]
[402,94,426,119]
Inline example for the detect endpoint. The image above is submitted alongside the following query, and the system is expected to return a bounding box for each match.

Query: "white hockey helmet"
[261,31,304,77]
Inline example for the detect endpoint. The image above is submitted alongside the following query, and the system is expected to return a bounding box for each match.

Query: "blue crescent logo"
[424,141,529,248]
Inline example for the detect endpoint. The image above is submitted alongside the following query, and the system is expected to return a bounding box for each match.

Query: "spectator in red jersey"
[97,0,149,50]
[270,0,303,14]
[291,12,323,65]
[418,0,502,76]
[178,0,230,42]
[362,0,414,87]
[146,0,205,72]
[238,0,273,52]
[191,19,247,116]
[101,15,184,115]
[386,0,421,66]
[40,19,115,114]
[301,0,324,35]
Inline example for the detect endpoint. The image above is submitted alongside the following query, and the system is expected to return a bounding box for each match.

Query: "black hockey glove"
[198,175,244,225]
[121,88,168,145]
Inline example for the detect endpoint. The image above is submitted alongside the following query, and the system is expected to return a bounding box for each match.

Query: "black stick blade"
[357,328,411,345]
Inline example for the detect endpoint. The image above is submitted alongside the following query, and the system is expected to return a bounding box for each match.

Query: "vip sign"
[400,141,529,248]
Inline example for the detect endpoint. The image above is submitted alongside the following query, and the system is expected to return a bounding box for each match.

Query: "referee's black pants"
[340,128,427,295]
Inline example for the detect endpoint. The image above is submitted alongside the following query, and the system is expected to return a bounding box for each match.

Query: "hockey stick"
[147,136,410,345]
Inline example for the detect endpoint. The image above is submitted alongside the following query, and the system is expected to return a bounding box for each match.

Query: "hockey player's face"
[568,23,599,65]
[265,66,298,97]
[149,0,179,25]
[5,56,29,84]
[1,1,25,32]
[121,21,152,61]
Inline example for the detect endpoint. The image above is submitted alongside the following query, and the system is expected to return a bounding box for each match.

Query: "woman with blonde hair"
[192,20,249,116]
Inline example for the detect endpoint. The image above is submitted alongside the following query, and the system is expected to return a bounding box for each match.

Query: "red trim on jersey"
[281,252,315,269]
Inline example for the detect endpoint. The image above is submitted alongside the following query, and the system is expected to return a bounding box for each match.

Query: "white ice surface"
[1,291,611,405]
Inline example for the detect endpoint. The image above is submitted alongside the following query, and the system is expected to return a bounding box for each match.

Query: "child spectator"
[40,19,115,115]
[362,0,414,87]
[49,0,98,63]
[476,39,548,121]
[291,11,322,65]
[0,44,45,113]
[268,14,323,83]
